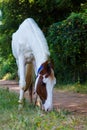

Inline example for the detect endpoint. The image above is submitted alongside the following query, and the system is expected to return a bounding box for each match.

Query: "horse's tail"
[24,63,34,102]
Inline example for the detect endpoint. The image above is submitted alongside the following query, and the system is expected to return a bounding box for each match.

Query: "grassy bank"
[56,82,87,94]
[0,88,87,130]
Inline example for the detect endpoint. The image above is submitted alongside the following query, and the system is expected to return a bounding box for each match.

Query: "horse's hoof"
[18,99,23,104]
[18,104,23,111]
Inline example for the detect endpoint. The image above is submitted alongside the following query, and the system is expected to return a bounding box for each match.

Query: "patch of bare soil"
[0,80,87,114]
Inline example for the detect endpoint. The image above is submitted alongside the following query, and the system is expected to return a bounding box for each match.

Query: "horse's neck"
[25,18,50,72]
[33,50,48,74]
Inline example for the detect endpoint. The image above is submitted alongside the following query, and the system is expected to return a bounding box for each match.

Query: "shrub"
[0,54,17,79]
[47,10,87,84]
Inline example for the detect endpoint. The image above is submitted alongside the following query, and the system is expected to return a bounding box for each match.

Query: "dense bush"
[47,10,87,84]
[0,0,87,82]
[0,54,17,79]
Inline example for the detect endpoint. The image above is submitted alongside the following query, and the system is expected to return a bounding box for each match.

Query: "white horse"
[12,18,56,111]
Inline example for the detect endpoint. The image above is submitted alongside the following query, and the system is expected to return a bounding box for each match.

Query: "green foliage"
[0,54,17,79]
[0,0,75,79]
[0,0,87,81]
[47,9,87,83]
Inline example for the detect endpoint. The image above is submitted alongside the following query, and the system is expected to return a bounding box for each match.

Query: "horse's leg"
[28,83,33,103]
[18,55,26,103]
[34,94,41,107]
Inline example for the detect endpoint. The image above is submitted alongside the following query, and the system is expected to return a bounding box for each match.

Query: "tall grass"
[0,88,87,130]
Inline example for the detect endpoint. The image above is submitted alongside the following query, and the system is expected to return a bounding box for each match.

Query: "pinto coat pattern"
[12,18,56,111]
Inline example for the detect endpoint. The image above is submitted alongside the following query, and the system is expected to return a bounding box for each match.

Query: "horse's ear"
[48,58,54,69]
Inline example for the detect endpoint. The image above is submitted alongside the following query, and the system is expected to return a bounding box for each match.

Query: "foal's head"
[35,61,56,111]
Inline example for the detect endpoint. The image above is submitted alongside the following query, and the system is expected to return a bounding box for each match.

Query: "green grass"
[56,82,87,94]
[0,88,87,130]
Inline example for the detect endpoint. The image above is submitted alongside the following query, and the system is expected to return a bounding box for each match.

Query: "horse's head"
[35,61,56,111]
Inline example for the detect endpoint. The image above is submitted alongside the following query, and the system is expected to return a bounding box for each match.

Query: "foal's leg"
[18,55,26,103]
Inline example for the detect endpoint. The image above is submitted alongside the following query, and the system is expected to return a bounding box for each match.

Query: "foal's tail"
[24,63,34,102]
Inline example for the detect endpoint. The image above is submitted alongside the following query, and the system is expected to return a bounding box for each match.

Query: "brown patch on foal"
[39,61,54,80]
[36,75,47,103]
[36,61,54,104]
[39,61,51,77]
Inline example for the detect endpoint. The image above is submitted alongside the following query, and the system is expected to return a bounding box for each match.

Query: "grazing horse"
[12,18,56,111]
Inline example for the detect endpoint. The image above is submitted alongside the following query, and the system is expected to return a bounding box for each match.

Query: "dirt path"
[0,80,87,114]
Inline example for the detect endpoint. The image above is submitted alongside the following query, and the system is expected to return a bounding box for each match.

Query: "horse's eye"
[42,100,45,104]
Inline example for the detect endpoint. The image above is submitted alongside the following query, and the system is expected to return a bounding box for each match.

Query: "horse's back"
[12,18,50,60]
